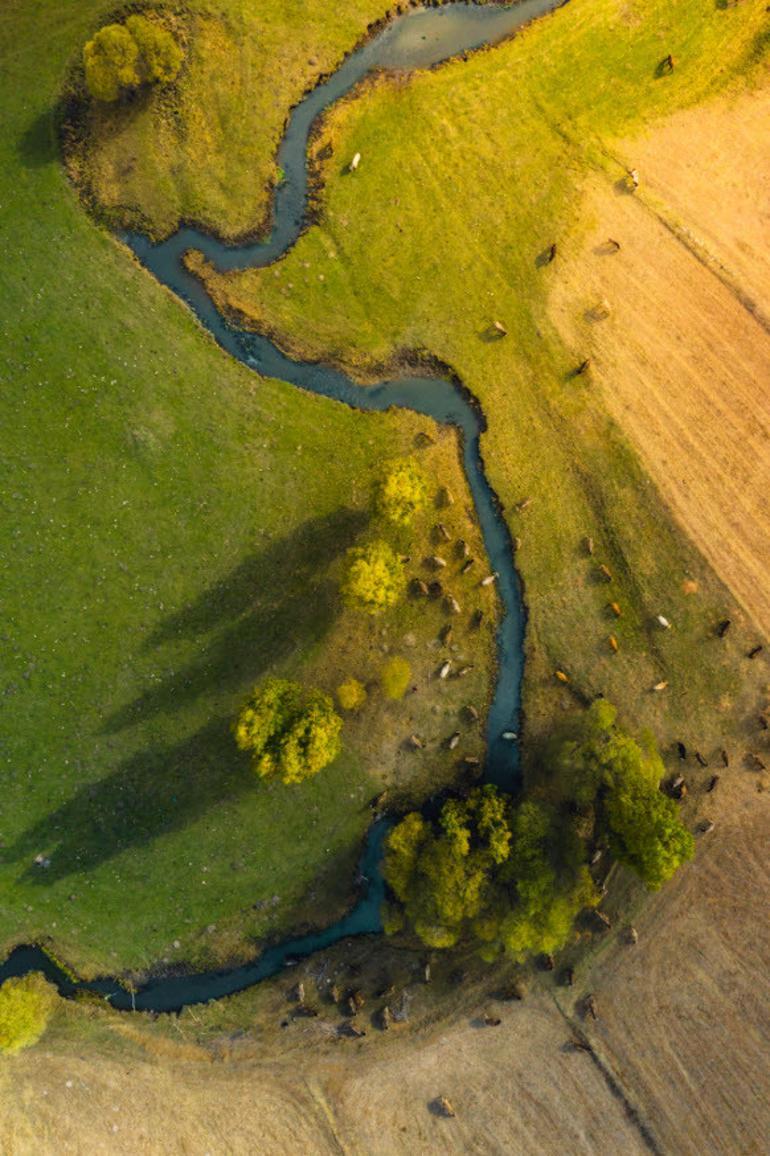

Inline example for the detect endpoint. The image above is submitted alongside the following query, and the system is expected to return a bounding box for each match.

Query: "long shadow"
[105,508,367,732]
[18,110,58,169]
[4,717,250,883]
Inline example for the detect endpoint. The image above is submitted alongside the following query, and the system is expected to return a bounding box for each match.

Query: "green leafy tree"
[126,15,184,85]
[0,973,58,1055]
[375,457,429,527]
[381,656,411,700]
[83,23,141,102]
[337,678,367,712]
[84,16,183,102]
[234,677,342,785]
[604,774,695,890]
[341,539,405,614]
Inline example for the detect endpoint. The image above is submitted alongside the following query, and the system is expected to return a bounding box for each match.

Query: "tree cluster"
[83,14,183,103]
[383,703,694,958]
[341,456,428,616]
[0,973,58,1055]
[234,677,342,785]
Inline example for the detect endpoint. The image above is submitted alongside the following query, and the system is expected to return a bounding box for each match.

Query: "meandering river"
[1,0,564,1012]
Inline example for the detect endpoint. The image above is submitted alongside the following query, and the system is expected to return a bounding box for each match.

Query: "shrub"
[126,15,184,86]
[0,973,58,1055]
[337,678,367,712]
[380,656,411,700]
[234,677,342,785]
[341,540,405,615]
[375,457,429,527]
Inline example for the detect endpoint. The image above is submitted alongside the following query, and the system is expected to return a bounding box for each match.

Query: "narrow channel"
[0,0,564,1011]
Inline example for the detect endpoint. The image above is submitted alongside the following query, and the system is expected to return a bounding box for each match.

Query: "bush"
[341,540,405,615]
[0,973,58,1055]
[84,15,183,102]
[337,678,367,712]
[126,15,184,85]
[234,677,342,785]
[604,774,695,890]
[381,656,411,700]
[375,457,429,527]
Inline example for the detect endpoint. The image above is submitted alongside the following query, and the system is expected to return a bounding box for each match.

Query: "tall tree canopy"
[341,539,405,614]
[234,678,342,785]
[83,15,183,102]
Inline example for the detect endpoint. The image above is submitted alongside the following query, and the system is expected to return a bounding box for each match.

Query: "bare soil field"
[4,755,768,1155]
[549,131,770,637]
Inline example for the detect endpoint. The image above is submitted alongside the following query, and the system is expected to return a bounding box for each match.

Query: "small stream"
[0,0,563,1012]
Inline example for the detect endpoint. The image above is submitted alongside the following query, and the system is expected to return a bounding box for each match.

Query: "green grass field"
[0,1,497,977]
[198,0,768,751]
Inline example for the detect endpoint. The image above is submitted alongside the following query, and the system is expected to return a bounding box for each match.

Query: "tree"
[381,656,411,700]
[341,540,405,614]
[337,678,367,711]
[234,677,342,785]
[0,973,58,1055]
[603,774,695,890]
[83,16,183,102]
[375,457,429,527]
[83,23,141,102]
[126,15,184,85]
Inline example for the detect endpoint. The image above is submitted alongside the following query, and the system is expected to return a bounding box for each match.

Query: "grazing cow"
[748,645,764,659]
[471,609,484,628]
[379,1006,393,1031]
[562,967,575,987]
[338,1022,366,1038]
[483,1015,502,1027]
[660,53,675,73]
[456,665,474,677]
[698,819,715,835]
[349,152,361,172]
[435,522,451,542]
[480,572,498,587]
[439,623,453,644]
[747,752,767,770]
[429,554,447,569]
[516,496,533,512]
[585,535,595,556]
[575,358,592,376]
[462,755,481,770]
[707,774,720,793]
[461,558,475,574]
[446,595,461,614]
[677,741,687,760]
[447,732,461,750]
[627,168,640,190]
[464,704,480,723]
[669,774,687,800]
[656,614,671,629]
[696,751,708,768]
[610,601,622,618]
[428,580,444,599]
[716,618,732,638]
[457,539,471,559]
[408,734,425,750]
[545,243,557,264]
[585,994,599,1020]
[721,748,730,768]
[606,238,622,253]
[652,680,669,692]
[492,320,508,337]
[438,661,451,680]
[412,578,429,596]
[438,1097,456,1118]
[599,563,613,581]
[609,634,619,653]
[555,669,570,684]
[627,926,639,945]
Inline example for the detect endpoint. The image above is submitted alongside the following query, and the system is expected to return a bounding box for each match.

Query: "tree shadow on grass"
[5,716,251,884]
[105,508,367,733]
[5,510,366,883]
[17,110,58,169]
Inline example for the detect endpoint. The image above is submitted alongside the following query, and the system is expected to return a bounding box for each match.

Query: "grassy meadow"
[197,0,769,752]
[68,0,397,240]
[0,0,498,977]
